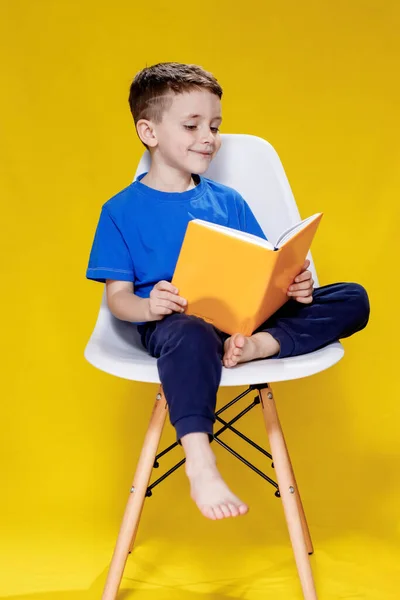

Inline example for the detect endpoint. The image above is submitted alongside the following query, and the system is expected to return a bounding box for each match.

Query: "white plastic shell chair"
[85,134,344,600]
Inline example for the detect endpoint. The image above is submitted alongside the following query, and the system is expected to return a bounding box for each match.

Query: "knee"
[346,283,370,324]
[166,314,220,353]
[180,316,219,348]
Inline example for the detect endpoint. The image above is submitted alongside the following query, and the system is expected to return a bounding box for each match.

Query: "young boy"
[86,62,369,521]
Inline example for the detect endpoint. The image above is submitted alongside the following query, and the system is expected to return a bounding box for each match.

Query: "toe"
[228,502,240,517]
[213,506,225,520]
[220,504,232,518]
[238,503,249,515]
[202,505,216,520]
[228,358,236,368]
[234,334,245,348]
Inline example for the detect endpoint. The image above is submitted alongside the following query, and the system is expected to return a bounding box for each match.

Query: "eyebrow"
[183,114,223,122]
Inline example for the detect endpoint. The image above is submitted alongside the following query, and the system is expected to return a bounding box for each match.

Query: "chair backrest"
[134,133,319,286]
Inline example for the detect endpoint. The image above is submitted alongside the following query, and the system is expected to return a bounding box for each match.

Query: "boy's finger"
[156,280,179,293]
[154,300,179,312]
[158,306,173,315]
[158,300,185,312]
[157,293,187,308]
[174,296,187,306]
[288,291,311,299]
[288,281,313,292]
[294,270,311,283]
[160,291,187,306]
[156,287,181,301]
[295,295,313,304]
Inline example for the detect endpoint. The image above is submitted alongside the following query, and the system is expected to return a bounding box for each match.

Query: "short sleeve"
[236,194,268,241]
[86,206,134,283]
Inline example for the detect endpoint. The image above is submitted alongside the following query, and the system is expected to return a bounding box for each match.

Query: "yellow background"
[1,1,399,598]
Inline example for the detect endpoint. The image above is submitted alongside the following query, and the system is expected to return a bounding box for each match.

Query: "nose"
[200,126,216,144]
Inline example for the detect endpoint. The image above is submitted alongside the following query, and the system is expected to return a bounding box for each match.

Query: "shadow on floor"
[2,567,268,600]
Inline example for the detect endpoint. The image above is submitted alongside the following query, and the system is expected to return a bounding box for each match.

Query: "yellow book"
[171,213,323,336]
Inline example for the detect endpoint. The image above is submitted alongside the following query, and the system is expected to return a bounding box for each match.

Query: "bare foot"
[223,332,280,368]
[181,433,248,520]
[185,459,249,520]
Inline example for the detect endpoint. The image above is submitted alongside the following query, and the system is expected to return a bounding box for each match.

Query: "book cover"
[172,214,322,336]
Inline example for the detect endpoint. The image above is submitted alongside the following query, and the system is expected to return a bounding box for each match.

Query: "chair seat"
[84,306,344,386]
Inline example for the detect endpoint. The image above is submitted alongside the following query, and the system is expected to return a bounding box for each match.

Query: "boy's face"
[142,89,222,174]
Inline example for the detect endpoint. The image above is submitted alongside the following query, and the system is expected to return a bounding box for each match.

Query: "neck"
[140,165,195,192]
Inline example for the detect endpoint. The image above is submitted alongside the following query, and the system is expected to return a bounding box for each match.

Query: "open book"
[171,213,323,336]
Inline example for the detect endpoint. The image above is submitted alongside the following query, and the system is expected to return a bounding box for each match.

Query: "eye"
[184,125,220,133]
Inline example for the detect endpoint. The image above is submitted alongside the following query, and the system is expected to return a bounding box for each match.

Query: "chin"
[186,151,214,172]
[190,159,214,175]
[192,166,210,175]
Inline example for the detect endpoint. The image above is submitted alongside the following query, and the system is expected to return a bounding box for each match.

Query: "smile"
[192,151,213,157]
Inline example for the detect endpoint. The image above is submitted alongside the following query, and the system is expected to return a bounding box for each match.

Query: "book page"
[192,219,275,250]
[275,213,323,248]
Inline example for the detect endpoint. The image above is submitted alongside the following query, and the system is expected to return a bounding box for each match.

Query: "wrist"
[143,297,153,321]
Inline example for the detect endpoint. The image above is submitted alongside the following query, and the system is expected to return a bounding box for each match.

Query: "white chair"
[85,134,344,600]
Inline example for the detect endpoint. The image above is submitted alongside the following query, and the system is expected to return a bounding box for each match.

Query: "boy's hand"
[287,259,314,304]
[147,280,187,321]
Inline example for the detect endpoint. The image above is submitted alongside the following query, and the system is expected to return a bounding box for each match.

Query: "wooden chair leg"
[102,385,168,600]
[259,386,317,600]
[260,386,313,553]
[285,440,314,555]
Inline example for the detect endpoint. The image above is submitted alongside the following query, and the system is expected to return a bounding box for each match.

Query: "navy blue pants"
[137,283,369,441]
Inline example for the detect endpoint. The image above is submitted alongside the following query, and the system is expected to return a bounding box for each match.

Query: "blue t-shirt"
[86,172,267,304]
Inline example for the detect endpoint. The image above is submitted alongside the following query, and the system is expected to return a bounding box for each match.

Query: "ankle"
[252,332,280,358]
[184,445,216,468]
[185,459,219,481]
[181,432,216,474]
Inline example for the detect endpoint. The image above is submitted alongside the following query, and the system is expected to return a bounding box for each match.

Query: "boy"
[86,62,369,521]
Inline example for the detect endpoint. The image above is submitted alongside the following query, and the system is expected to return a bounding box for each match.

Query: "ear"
[136,119,158,148]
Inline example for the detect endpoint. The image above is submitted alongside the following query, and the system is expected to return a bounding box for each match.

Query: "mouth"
[192,150,213,157]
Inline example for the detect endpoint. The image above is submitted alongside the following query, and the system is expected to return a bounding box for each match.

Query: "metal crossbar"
[146,384,279,498]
